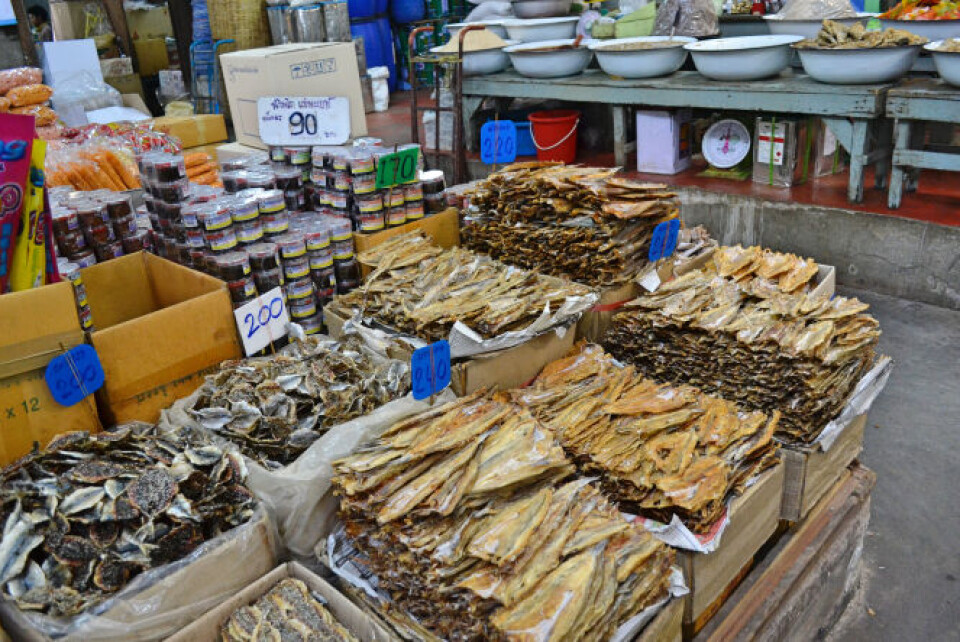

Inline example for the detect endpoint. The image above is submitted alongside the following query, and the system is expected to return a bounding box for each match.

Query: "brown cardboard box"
[105,74,145,101]
[679,463,784,634]
[82,252,242,426]
[323,303,576,396]
[575,281,637,343]
[100,57,134,78]
[183,143,223,163]
[780,413,866,522]
[125,4,174,39]
[215,141,269,165]
[220,43,367,149]
[168,562,394,641]
[49,0,87,41]
[354,208,460,278]
[642,599,683,642]
[0,283,100,466]
[0,508,276,641]
[134,37,170,76]
[150,114,228,149]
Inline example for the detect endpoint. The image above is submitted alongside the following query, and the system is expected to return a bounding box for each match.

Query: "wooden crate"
[679,463,785,636]
[694,464,876,641]
[355,208,460,279]
[780,414,866,522]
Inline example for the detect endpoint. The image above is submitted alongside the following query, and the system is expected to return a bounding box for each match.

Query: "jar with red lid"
[351,172,376,194]
[228,276,258,305]
[334,257,360,293]
[52,210,79,236]
[94,241,124,262]
[332,170,351,192]
[104,194,132,220]
[284,189,305,212]
[230,197,260,223]
[258,189,286,214]
[404,182,424,202]
[405,200,425,221]
[86,222,116,244]
[386,189,405,208]
[236,219,264,245]
[328,190,349,210]
[58,229,87,256]
[156,179,190,204]
[215,252,252,281]
[329,219,354,260]
[311,265,336,299]
[357,194,384,233]
[304,224,330,251]
[121,230,150,253]
[113,214,137,239]
[200,202,233,231]
[275,167,302,191]
[153,155,185,182]
[248,243,281,272]
[284,276,314,301]
[288,296,317,320]
[181,203,203,228]
[247,171,276,190]
[186,227,206,248]
[76,203,109,229]
[298,313,323,335]
[70,248,97,268]
[205,227,238,253]
[254,268,284,292]
[387,205,407,227]
[221,171,249,194]
[283,255,310,280]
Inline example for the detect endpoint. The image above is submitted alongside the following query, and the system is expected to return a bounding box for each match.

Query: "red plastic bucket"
[528,109,580,163]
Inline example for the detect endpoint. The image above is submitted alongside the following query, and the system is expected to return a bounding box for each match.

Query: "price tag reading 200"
[233,287,291,356]
[257,96,351,146]
[375,147,419,189]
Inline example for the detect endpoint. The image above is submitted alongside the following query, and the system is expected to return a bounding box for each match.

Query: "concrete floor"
[830,288,960,641]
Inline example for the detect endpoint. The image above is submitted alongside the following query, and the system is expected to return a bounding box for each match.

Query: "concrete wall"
[675,188,960,311]
[0,28,26,70]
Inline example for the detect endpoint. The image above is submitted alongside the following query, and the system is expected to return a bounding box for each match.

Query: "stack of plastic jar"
[215,251,257,309]
[56,259,94,331]
[328,217,360,294]
[48,187,153,267]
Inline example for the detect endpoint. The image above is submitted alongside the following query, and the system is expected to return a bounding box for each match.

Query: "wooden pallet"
[694,463,876,642]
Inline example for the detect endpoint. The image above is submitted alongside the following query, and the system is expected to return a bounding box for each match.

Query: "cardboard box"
[125,4,174,39]
[220,43,368,149]
[575,281,637,343]
[0,283,100,467]
[168,562,394,641]
[183,143,223,163]
[679,463,784,634]
[354,208,460,278]
[134,37,170,76]
[780,413,866,522]
[104,73,144,100]
[0,508,276,641]
[122,93,151,116]
[100,56,134,78]
[752,117,814,188]
[82,252,242,426]
[323,303,576,396]
[151,114,228,149]
[215,141,270,165]
[49,0,88,41]
[641,599,683,642]
[636,108,693,175]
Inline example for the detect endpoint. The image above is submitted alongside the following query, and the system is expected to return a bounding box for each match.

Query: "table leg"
[887,119,912,210]
[874,118,893,190]
[905,123,925,193]
[847,120,869,203]
[612,105,628,168]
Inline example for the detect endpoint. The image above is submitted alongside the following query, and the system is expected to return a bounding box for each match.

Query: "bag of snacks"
[10,104,57,127]
[0,67,43,95]
[6,83,54,107]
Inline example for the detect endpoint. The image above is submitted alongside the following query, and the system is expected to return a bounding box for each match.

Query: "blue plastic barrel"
[347,0,376,20]
[351,16,397,90]
[390,0,425,22]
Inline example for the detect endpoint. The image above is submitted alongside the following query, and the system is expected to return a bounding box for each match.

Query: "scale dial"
[702,119,751,169]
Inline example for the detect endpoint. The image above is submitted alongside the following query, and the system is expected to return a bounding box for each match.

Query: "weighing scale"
[700,117,753,180]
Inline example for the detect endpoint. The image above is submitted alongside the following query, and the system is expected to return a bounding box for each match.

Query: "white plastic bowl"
[589,36,696,78]
[925,40,960,86]
[503,39,594,77]
[430,40,518,76]
[795,44,922,84]
[447,21,508,40]
[503,17,579,43]
[763,13,875,39]
[685,35,804,80]
[511,0,574,18]
[879,19,960,42]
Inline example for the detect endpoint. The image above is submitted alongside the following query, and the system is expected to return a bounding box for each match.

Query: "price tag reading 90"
[257,96,350,146]
[288,110,318,137]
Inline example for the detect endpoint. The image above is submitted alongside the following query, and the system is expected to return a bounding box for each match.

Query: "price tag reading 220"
[376,147,419,189]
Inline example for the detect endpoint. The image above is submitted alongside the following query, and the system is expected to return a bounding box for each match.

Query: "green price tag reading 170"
[376,147,419,189]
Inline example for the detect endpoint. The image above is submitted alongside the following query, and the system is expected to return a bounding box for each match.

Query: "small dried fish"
[796,20,927,49]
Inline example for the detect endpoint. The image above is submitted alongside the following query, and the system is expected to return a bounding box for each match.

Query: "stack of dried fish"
[220,578,358,641]
[463,163,681,286]
[603,248,880,443]
[796,20,927,49]
[707,244,823,297]
[514,343,779,531]
[0,425,255,617]
[332,393,675,642]
[189,333,411,470]
[335,235,596,342]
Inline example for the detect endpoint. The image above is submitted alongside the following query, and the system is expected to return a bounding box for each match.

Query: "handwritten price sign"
[411,340,451,400]
[375,147,419,190]
[480,121,517,164]
[233,287,290,356]
[45,345,104,407]
[257,96,351,146]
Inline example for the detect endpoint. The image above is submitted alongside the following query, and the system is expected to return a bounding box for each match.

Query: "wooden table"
[886,78,960,209]
[461,70,893,202]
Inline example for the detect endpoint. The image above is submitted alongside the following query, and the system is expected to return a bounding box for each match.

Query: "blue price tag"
[648,218,681,262]
[411,340,452,400]
[44,345,104,407]
[480,121,517,165]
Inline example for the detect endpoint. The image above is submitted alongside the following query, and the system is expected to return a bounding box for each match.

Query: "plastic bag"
[653,0,718,37]
[777,0,855,19]
[0,505,278,641]
[465,1,514,21]
[6,83,53,107]
[51,71,122,114]
[0,67,43,95]
[10,104,57,126]
[0,97,9,113]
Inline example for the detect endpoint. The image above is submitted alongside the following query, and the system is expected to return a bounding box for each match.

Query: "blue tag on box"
[45,345,104,407]
[411,340,451,400]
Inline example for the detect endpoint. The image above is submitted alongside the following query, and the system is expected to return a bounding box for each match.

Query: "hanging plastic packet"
[9,139,50,290]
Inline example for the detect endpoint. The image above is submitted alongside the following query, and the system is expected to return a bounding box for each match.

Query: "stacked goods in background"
[463,163,680,287]
[604,245,881,444]
[513,342,780,532]
[331,392,678,640]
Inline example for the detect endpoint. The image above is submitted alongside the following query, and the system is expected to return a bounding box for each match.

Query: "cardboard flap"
[145,253,225,308]
[0,330,85,380]
[82,253,156,329]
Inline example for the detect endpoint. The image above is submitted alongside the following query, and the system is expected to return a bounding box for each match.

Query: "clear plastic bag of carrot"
[47,146,141,191]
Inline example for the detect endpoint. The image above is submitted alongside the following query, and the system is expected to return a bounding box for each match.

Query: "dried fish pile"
[335,235,596,342]
[332,393,675,642]
[706,244,823,296]
[514,343,779,532]
[0,425,255,617]
[220,578,358,642]
[796,20,927,48]
[603,249,880,444]
[463,163,680,286]
[189,334,411,470]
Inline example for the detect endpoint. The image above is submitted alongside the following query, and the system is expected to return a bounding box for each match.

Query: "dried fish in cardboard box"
[220,577,358,642]
[463,163,680,286]
[336,234,596,343]
[513,343,779,532]
[0,424,256,617]
[331,392,675,642]
[603,245,880,444]
[189,332,411,469]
